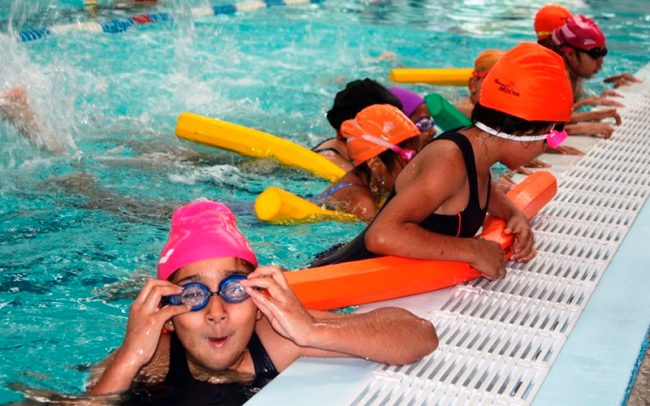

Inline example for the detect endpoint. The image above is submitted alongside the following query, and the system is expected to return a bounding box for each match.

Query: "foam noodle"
[175,112,345,182]
[286,171,557,310]
[389,68,473,86]
[255,186,358,224]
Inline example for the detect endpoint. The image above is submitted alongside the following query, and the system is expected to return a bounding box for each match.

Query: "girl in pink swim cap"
[88,200,437,400]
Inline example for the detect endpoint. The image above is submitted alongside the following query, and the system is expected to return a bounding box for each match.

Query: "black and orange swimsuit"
[311,131,491,267]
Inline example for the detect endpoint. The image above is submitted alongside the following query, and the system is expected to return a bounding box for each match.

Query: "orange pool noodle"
[286,171,557,310]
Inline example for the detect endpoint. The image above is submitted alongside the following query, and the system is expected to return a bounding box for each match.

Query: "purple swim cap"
[389,87,425,117]
[157,200,258,280]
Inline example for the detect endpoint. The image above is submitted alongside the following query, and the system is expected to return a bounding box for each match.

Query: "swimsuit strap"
[248,332,279,379]
[434,132,486,211]
[313,181,354,201]
[164,332,192,384]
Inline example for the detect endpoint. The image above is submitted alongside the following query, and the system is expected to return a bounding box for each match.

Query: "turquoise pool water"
[1,0,649,403]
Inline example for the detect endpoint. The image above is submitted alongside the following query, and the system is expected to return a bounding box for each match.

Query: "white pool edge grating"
[345,71,650,405]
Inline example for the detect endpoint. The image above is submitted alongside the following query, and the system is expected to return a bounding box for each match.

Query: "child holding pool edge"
[312,43,572,281]
[88,200,437,398]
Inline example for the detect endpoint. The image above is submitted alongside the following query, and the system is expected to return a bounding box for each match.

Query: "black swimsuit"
[122,332,278,406]
[311,131,491,267]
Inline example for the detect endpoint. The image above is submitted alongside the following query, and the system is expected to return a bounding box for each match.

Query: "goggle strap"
[475,122,548,142]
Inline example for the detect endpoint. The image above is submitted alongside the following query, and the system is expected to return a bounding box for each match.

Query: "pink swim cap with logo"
[157,200,258,280]
[552,14,606,50]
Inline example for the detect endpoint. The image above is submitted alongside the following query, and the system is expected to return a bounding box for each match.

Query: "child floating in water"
[312,43,573,281]
[317,104,420,222]
[88,200,437,401]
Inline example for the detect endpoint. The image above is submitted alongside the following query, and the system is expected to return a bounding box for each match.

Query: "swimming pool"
[1,0,649,403]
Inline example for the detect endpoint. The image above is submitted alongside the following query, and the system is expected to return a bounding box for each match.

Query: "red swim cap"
[157,200,257,280]
[479,42,573,122]
[534,4,572,40]
[552,14,606,51]
[341,104,419,167]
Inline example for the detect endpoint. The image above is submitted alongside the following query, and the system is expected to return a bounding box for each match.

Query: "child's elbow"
[402,320,438,365]
[364,226,393,255]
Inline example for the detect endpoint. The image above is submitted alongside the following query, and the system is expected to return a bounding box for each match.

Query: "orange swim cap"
[473,49,506,77]
[341,104,419,167]
[479,42,573,122]
[534,4,572,40]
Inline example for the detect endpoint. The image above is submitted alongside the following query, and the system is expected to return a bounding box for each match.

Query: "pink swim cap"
[552,14,606,51]
[389,87,425,117]
[157,200,258,280]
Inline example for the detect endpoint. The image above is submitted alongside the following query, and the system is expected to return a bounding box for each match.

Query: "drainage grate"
[346,67,650,405]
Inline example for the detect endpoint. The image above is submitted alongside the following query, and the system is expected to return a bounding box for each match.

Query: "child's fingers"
[158,304,191,321]
[243,277,286,301]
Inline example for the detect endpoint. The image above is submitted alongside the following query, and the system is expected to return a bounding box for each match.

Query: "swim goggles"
[162,274,249,311]
[353,134,417,162]
[415,116,435,132]
[475,121,568,148]
[567,43,608,60]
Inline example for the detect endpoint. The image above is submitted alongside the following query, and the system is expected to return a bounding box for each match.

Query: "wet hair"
[471,103,555,135]
[326,79,402,130]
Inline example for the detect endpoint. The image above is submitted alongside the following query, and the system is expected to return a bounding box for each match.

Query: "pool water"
[0,0,649,402]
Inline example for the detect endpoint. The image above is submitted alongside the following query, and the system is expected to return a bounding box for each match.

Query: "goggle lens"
[586,47,608,59]
[546,129,568,149]
[415,116,435,132]
[163,274,250,311]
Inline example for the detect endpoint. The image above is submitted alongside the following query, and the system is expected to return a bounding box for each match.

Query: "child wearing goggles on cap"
[312,43,572,281]
[88,200,437,401]
[315,104,420,222]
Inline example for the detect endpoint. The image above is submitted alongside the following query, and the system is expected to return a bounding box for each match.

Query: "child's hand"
[603,73,641,88]
[118,279,189,369]
[505,211,536,263]
[470,239,506,280]
[242,266,316,346]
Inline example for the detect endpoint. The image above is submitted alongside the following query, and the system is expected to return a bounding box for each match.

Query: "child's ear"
[166,320,175,332]
[366,156,384,173]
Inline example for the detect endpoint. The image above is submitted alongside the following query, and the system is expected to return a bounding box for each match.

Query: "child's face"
[170,257,257,373]
[410,104,437,148]
[566,49,603,79]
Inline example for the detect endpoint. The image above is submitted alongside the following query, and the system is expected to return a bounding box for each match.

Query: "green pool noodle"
[424,93,472,131]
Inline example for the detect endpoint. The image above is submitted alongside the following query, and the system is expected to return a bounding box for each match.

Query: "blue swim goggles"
[162,274,250,311]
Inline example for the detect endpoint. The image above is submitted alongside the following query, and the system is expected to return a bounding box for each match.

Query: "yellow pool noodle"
[175,112,346,182]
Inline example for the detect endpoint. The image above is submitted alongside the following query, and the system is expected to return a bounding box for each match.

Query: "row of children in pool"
[307,7,640,222]
[85,34,606,401]
[8,5,642,402]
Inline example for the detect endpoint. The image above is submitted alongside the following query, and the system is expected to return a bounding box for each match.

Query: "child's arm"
[87,279,190,396]
[487,184,535,263]
[242,267,438,368]
[363,143,506,278]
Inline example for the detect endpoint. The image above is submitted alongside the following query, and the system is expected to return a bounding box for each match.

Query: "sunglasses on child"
[161,274,250,311]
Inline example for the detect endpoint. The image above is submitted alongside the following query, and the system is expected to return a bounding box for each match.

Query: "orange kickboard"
[286,171,557,310]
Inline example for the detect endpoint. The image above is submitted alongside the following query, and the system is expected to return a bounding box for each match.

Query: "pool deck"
[247,63,650,406]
